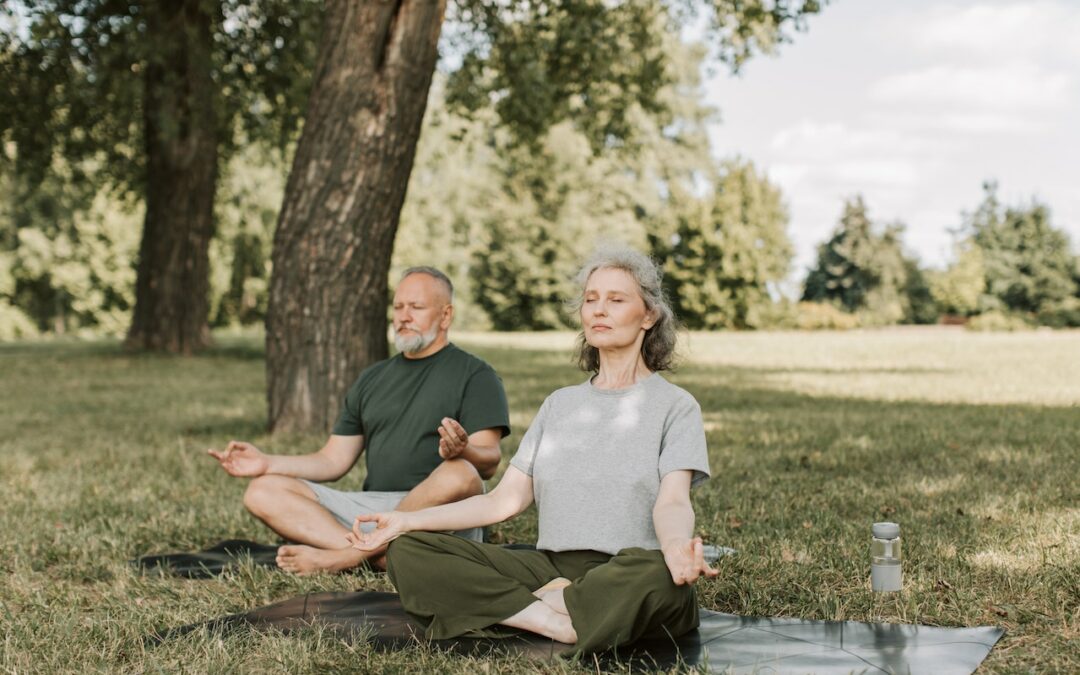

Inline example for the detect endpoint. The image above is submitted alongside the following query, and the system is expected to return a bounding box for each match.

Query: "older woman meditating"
[349,245,715,653]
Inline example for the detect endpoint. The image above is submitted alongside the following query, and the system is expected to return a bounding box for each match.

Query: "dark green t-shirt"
[332,343,511,491]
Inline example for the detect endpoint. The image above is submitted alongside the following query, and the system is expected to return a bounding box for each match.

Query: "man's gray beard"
[394,326,439,355]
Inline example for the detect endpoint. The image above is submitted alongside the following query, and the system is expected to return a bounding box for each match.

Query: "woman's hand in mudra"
[347,511,409,551]
[662,536,720,586]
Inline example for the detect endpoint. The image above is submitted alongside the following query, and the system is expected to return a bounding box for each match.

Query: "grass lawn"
[1,328,1077,672]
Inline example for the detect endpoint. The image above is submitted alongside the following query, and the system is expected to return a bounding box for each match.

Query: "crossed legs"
[242,458,484,574]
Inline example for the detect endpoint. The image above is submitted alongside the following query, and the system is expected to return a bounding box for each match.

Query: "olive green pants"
[386,531,699,654]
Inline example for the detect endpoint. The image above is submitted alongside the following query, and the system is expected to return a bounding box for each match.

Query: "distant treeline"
[2,65,1078,340]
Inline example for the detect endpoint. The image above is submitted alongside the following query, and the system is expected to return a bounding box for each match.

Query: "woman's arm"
[349,465,534,550]
[653,470,719,585]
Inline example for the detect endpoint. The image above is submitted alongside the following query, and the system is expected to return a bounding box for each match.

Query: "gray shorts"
[302,480,483,542]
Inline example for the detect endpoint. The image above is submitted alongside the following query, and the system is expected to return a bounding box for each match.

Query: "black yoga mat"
[155,590,1003,674]
[133,540,543,579]
[134,539,282,579]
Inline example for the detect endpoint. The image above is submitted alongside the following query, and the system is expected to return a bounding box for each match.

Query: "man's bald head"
[400,267,453,305]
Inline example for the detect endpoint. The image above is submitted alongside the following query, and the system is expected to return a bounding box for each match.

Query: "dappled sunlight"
[969,507,1079,573]
[975,444,1053,468]
[682,329,1080,406]
[910,474,968,497]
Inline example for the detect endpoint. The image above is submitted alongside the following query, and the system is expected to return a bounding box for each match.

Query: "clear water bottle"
[871,522,902,592]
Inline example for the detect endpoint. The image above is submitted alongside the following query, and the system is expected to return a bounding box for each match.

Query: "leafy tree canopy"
[0,0,320,191]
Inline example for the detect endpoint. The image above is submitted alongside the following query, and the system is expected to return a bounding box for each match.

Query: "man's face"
[392,273,451,355]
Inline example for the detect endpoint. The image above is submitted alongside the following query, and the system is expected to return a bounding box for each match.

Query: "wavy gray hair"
[568,244,679,373]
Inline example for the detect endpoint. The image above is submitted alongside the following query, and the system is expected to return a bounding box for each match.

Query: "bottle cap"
[872,522,900,539]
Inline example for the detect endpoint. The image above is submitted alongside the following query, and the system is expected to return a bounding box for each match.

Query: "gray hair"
[568,244,679,373]
[400,266,454,303]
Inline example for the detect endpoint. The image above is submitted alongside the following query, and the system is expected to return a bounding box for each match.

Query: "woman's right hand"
[348,511,411,551]
[662,536,719,586]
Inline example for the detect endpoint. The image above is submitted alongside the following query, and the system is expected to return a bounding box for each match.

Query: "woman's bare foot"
[533,577,571,615]
[500,600,578,644]
[276,544,367,574]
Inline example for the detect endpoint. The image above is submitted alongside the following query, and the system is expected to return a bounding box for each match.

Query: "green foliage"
[650,159,792,329]
[0,144,285,340]
[929,242,986,317]
[469,123,649,330]
[1,0,320,190]
[400,35,725,331]
[0,157,139,336]
[446,0,821,148]
[210,144,285,327]
[966,182,1078,323]
[901,258,938,325]
[802,196,922,326]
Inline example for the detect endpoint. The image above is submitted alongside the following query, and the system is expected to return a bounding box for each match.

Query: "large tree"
[1,0,319,352]
[802,196,911,325]
[650,158,792,330]
[966,182,1077,318]
[269,0,824,432]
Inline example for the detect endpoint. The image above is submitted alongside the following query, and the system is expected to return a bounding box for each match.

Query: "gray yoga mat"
[157,590,1003,673]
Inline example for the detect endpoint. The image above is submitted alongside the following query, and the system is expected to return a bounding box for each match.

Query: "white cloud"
[868,111,1036,136]
[702,0,1080,280]
[869,64,1073,110]
[771,121,939,158]
[917,1,1080,62]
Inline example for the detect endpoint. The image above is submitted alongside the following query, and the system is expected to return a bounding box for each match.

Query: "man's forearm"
[265,452,348,482]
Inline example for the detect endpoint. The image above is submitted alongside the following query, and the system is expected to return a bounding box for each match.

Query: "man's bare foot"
[276,544,367,574]
[533,577,571,615]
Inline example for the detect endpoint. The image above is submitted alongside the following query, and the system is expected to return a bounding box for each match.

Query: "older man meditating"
[208,267,510,574]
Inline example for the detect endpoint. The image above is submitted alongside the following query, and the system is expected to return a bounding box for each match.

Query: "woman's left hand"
[662,536,720,586]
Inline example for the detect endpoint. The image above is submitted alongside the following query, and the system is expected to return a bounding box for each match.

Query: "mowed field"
[0,328,1077,672]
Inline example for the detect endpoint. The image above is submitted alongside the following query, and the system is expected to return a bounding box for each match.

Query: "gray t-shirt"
[510,373,710,554]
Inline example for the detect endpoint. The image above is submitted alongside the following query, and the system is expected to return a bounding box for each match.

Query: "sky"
[701,0,1080,282]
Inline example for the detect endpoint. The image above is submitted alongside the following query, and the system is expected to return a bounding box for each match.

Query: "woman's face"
[581,267,656,350]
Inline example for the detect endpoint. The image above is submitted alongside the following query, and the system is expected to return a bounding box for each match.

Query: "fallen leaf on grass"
[727,516,743,529]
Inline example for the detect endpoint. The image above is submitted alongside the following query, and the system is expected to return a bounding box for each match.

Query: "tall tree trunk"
[125,0,218,354]
[267,0,446,432]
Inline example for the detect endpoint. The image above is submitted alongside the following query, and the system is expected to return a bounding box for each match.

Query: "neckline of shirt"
[585,371,659,396]
[397,342,456,364]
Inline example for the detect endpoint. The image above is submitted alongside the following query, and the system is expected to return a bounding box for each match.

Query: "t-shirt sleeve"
[458,364,512,438]
[658,394,711,487]
[509,397,550,476]
[331,377,366,436]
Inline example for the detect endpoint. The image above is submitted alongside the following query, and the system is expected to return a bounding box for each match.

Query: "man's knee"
[243,474,308,517]
[434,458,484,501]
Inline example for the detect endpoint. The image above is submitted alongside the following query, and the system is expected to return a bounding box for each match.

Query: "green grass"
[1,329,1077,672]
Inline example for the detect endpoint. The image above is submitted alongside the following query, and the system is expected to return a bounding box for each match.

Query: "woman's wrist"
[398,510,419,533]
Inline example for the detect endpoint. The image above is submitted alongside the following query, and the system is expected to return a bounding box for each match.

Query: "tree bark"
[267,0,447,432]
[125,0,218,354]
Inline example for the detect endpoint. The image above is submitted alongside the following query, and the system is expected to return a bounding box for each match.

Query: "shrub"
[795,302,859,330]
[966,310,1033,332]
